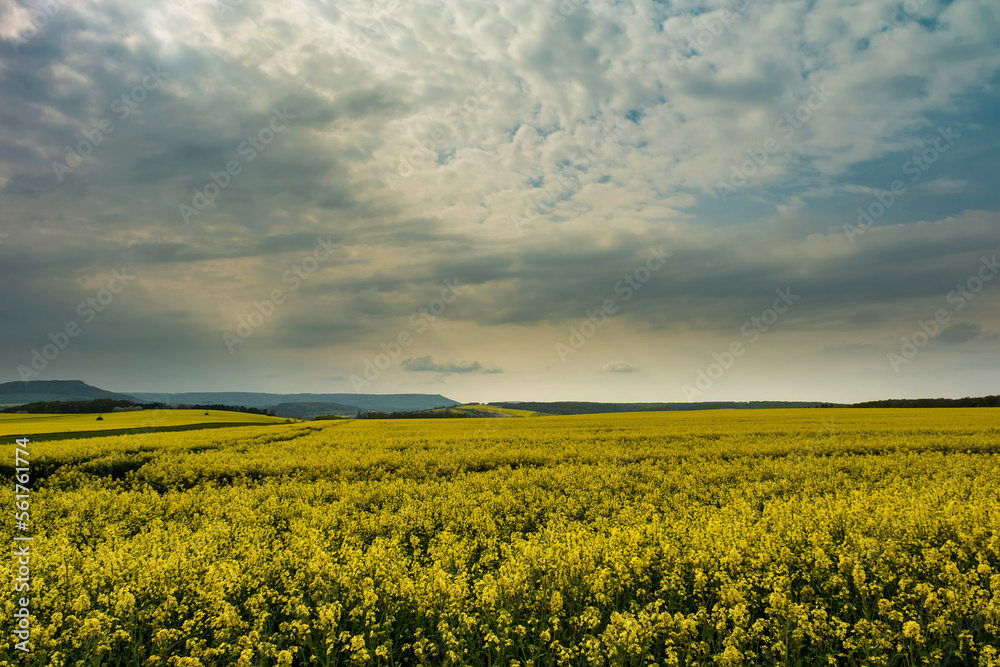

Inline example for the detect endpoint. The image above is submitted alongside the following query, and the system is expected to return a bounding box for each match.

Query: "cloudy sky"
[1,0,999,403]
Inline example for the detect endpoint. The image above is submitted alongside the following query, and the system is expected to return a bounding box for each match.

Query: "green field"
[0,409,292,440]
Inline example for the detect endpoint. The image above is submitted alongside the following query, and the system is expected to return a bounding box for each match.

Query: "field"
[445,405,551,418]
[0,410,292,441]
[1,409,999,666]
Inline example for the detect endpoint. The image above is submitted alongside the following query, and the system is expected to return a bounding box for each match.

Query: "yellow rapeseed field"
[1,409,998,666]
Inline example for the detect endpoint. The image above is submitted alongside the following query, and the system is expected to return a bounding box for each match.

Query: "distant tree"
[3,398,140,414]
[851,395,1000,408]
[189,404,269,415]
[355,408,476,419]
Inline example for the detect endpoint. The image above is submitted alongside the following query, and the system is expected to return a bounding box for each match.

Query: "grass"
[448,404,551,417]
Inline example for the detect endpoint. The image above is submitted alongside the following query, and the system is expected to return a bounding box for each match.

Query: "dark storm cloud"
[0,4,377,221]
[247,215,999,345]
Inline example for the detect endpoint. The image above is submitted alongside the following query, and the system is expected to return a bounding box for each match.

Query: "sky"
[1,0,999,404]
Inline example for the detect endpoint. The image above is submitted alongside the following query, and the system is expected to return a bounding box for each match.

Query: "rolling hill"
[0,381,458,414]
[0,380,137,405]
[128,391,459,413]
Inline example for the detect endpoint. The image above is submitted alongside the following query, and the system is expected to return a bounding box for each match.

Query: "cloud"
[938,322,982,345]
[602,361,640,373]
[400,356,501,375]
[0,0,999,401]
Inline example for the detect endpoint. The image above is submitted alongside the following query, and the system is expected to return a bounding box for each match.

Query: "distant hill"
[0,381,459,414]
[0,380,137,405]
[490,400,839,415]
[128,391,458,413]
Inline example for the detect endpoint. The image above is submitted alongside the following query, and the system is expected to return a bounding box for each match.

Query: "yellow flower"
[902,621,923,642]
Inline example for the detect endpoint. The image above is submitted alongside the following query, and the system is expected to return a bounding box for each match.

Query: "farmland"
[0,410,292,441]
[444,405,551,418]
[1,409,999,666]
